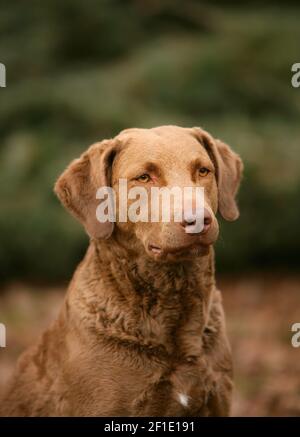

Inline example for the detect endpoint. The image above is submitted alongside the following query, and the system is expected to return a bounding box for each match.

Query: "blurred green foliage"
[0,1,300,282]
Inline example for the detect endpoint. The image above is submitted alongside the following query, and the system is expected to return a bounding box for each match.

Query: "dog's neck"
[94,237,215,299]
[69,238,216,356]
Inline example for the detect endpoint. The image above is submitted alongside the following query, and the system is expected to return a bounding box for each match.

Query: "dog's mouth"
[148,244,163,255]
[145,220,219,261]
[147,241,209,259]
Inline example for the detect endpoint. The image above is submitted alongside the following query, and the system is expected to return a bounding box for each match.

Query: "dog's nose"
[181,208,212,234]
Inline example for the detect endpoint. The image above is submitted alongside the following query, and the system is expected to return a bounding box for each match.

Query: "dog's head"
[55,126,243,262]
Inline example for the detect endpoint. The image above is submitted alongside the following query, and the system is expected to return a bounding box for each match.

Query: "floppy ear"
[54,139,119,239]
[193,128,243,221]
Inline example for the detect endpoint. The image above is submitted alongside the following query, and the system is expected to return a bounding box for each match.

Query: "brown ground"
[0,274,299,416]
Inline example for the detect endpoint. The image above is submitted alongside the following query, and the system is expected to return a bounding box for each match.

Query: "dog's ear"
[54,140,119,239]
[193,128,243,221]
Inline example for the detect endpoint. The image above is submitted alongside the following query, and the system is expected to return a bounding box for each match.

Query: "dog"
[0,125,243,416]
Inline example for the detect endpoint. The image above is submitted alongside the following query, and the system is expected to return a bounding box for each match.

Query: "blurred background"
[0,0,300,416]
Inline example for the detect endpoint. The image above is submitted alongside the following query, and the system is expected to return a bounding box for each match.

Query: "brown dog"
[0,126,243,416]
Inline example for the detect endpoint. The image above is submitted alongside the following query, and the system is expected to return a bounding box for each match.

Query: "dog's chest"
[132,357,212,416]
[131,290,213,415]
[133,314,213,415]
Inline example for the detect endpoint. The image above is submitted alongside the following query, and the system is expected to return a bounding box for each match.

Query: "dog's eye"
[136,173,151,182]
[199,167,210,177]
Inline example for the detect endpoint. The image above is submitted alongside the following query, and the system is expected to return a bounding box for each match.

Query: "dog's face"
[55,126,243,262]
